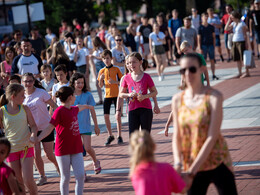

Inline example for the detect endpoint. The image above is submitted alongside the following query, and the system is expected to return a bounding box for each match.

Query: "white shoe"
[158,76,162,81]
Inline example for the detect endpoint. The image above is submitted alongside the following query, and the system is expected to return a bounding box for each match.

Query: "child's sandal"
[94,160,101,174]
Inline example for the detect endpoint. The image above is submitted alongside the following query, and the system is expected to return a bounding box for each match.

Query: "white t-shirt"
[111,46,130,73]
[75,47,89,66]
[64,41,76,61]
[108,36,116,49]
[12,53,42,75]
[232,21,246,42]
[23,88,51,130]
[149,32,165,46]
[92,47,104,64]
[52,82,69,106]
[191,14,200,32]
[86,35,93,50]
[105,32,111,40]
[45,33,56,45]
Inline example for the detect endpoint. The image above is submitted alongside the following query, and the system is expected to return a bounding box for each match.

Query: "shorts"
[249,31,255,42]
[81,132,92,136]
[95,61,105,74]
[232,41,245,61]
[215,35,221,47]
[37,130,55,142]
[103,97,117,114]
[255,30,260,44]
[201,45,215,60]
[143,43,150,56]
[6,147,34,162]
[152,45,165,55]
[77,65,86,74]
[224,33,229,49]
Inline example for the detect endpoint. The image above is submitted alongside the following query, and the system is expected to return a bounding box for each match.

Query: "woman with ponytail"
[0,84,38,194]
[130,130,186,195]
[38,86,94,194]
[119,52,158,135]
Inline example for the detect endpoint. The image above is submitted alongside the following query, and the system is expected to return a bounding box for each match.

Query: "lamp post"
[25,0,32,32]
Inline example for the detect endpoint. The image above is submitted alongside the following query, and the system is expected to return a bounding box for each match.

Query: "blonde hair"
[180,41,191,52]
[129,130,155,177]
[0,84,24,107]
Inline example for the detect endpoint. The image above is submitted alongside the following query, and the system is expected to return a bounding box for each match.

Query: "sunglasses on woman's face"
[179,66,197,75]
[115,39,122,42]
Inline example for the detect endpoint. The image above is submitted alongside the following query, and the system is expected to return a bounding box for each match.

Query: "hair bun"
[55,91,60,98]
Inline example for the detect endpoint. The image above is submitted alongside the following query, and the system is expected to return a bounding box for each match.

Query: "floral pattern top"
[177,90,233,172]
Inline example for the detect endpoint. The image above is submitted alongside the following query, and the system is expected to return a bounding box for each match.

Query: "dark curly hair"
[69,73,88,93]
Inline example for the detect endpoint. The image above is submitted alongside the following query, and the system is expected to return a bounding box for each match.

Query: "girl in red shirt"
[38,86,94,195]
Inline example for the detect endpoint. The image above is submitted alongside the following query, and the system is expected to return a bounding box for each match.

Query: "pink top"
[0,162,14,195]
[131,162,186,195]
[50,106,83,156]
[121,73,154,111]
[3,60,11,74]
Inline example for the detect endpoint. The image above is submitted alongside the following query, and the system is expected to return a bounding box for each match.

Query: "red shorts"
[6,147,34,162]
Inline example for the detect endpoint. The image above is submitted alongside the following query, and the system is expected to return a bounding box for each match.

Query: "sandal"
[240,74,250,78]
[94,160,101,174]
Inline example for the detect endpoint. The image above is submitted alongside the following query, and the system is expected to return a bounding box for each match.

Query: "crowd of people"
[0,1,258,194]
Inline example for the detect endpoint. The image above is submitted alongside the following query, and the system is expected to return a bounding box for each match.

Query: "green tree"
[224,0,251,11]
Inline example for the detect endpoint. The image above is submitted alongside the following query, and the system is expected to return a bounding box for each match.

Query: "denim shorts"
[255,30,260,44]
[224,33,229,49]
[215,35,221,47]
[202,45,215,60]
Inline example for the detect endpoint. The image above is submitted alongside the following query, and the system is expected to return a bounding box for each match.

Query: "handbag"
[243,50,256,69]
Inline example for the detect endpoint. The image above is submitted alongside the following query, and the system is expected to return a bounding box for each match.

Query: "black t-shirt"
[30,37,46,56]
[250,10,260,31]
[198,24,215,46]
[139,24,153,43]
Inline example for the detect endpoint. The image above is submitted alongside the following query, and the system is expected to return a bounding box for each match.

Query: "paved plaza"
[35,50,260,194]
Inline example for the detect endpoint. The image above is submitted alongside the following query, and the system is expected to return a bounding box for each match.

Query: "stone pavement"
[35,52,260,194]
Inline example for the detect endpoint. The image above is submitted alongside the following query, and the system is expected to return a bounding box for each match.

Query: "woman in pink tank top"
[172,53,237,195]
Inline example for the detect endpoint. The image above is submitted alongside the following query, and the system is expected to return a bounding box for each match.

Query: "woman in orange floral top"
[172,53,237,195]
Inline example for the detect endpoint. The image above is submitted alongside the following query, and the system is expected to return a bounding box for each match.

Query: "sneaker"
[117,136,123,144]
[105,135,115,146]
[93,160,101,174]
[227,58,231,63]
[36,176,47,186]
[212,75,219,80]
[220,55,224,62]
[158,76,162,82]
[96,100,103,105]
[173,60,177,65]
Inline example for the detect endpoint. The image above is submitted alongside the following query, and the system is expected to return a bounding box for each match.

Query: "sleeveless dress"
[177,90,233,172]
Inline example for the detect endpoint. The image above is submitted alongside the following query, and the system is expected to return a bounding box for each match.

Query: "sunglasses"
[22,80,34,83]
[115,39,122,42]
[179,66,197,75]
